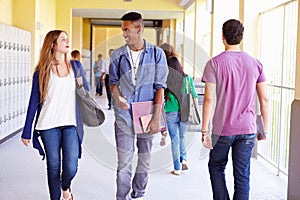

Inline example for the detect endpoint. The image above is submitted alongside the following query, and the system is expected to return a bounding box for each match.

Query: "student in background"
[159,43,198,175]
[93,53,104,96]
[102,49,114,110]
[21,30,90,200]
[71,50,81,61]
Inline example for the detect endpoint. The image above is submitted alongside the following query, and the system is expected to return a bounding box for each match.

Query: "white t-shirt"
[36,70,76,130]
[102,57,110,75]
[128,46,143,85]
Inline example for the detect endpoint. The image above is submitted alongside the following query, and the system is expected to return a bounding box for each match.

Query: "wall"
[13,0,56,71]
[211,0,239,56]
[82,18,91,50]
[288,1,300,197]
[72,16,83,52]
[0,0,13,24]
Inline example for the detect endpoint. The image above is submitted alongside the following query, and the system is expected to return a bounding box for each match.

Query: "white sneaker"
[181,160,188,170]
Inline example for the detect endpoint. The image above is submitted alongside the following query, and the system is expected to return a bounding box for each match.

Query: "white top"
[36,70,76,130]
[128,46,143,86]
[102,57,110,75]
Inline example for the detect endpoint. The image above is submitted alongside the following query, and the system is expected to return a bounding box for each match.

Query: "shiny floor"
[0,90,288,200]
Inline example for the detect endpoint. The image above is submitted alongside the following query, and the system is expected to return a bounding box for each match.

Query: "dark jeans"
[95,76,102,94]
[40,126,79,200]
[208,133,256,200]
[104,74,112,107]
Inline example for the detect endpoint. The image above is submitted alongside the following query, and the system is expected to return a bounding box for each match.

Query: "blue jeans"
[40,126,79,200]
[95,76,103,94]
[114,118,154,200]
[166,112,189,170]
[208,133,256,200]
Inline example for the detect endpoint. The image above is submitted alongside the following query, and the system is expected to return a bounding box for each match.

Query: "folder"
[131,101,166,134]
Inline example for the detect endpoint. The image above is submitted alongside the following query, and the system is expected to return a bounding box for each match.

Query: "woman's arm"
[21,71,40,146]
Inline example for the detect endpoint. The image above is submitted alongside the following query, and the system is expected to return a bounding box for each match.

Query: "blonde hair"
[34,30,70,103]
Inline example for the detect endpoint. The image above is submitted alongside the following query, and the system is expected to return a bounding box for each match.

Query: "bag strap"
[184,75,190,94]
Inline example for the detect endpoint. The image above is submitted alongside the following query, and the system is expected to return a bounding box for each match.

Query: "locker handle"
[3,78,7,86]
[3,115,7,122]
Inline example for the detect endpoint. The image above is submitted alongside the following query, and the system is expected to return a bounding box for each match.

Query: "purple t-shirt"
[201,51,266,136]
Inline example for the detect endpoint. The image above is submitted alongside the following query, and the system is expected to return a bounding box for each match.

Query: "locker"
[0,23,31,140]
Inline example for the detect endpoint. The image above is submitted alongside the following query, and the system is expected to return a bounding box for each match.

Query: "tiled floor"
[0,91,288,200]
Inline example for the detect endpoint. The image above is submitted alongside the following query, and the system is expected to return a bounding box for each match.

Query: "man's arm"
[201,83,214,149]
[110,84,129,110]
[256,82,269,132]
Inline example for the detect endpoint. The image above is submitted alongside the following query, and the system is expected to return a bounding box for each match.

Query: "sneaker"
[131,191,143,199]
[181,160,188,170]
[171,169,181,175]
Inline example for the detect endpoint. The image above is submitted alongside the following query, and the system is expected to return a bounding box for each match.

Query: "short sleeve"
[256,60,267,83]
[201,59,216,84]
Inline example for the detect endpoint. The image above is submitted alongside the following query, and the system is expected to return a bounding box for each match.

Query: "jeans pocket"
[212,134,232,147]
[241,133,256,145]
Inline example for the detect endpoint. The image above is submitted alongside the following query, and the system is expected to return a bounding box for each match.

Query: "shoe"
[62,188,73,200]
[131,191,143,199]
[108,106,111,110]
[62,193,73,200]
[182,160,188,170]
[160,131,167,146]
[171,170,181,175]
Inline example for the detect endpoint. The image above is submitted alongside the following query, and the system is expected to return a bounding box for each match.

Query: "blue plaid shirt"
[109,40,168,127]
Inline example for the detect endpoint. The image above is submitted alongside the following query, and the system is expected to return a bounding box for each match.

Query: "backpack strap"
[117,45,157,79]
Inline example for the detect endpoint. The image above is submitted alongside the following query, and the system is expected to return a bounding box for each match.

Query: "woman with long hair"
[159,43,198,175]
[21,30,90,200]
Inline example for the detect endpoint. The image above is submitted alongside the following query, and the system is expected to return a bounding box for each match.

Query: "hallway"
[0,92,288,200]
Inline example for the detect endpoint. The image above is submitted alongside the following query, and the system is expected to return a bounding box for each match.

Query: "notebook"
[131,101,166,134]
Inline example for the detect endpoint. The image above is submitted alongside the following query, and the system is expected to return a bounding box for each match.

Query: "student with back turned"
[201,19,269,200]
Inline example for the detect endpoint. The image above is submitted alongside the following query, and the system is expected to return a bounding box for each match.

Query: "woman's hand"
[76,77,83,86]
[21,138,31,146]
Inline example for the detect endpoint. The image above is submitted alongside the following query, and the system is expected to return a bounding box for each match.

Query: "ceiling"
[72,8,184,20]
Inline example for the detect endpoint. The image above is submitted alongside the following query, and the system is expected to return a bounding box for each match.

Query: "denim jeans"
[114,118,154,200]
[208,133,256,200]
[95,76,103,94]
[40,126,79,200]
[166,112,189,170]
